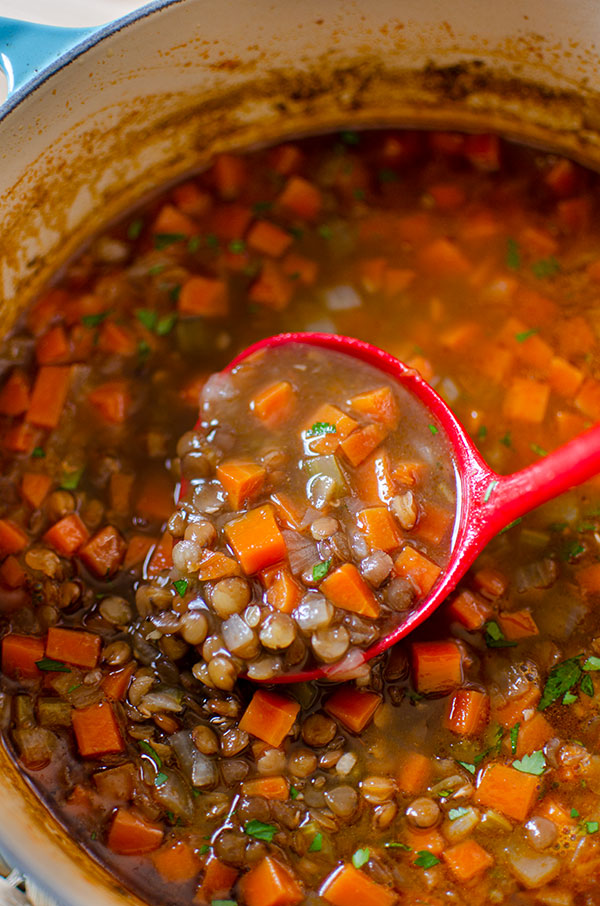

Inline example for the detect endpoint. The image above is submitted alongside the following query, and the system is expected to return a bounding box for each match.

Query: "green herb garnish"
[563,691,578,705]
[156,313,177,336]
[127,219,144,240]
[352,847,369,868]
[313,559,332,582]
[571,808,580,818]
[414,851,440,868]
[244,819,277,842]
[457,761,476,775]
[539,656,583,710]
[307,422,337,437]
[318,225,333,240]
[378,168,399,183]
[499,431,512,448]
[428,424,439,435]
[138,740,162,768]
[309,832,323,853]
[510,723,520,755]
[532,256,560,279]
[60,467,83,490]
[477,425,488,440]
[228,238,246,254]
[586,821,599,834]
[584,656,600,672]
[484,480,498,503]
[562,541,585,561]
[173,578,188,597]
[154,232,185,250]
[484,621,517,648]
[530,443,548,457]
[581,673,595,697]
[515,328,538,343]
[513,750,546,775]
[67,684,81,693]
[31,447,45,458]
[35,658,71,673]
[188,236,201,253]
[148,264,165,276]
[154,772,168,787]
[138,340,151,362]
[290,786,299,799]
[81,311,109,328]
[340,130,359,145]
[384,842,412,850]
[506,238,521,270]
[136,308,158,331]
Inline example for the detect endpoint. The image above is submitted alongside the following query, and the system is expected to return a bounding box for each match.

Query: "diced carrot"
[178,276,228,318]
[251,380,295,428]
[340,422,388,466]
[281,251,318,286]
[269,143,303,175]
[46,627,101,668]
[3,423,40,456]
[195,855,239,904]
[247,220,293,258]
[360,257,389,295]
[497,609,539,640]
[515,287,558,325]
[321,562,380,618]
[43,513,89,557]
[429,131,465,155]
[67,784,93,810]
[464,133,500,170]
[446,590,492,630]
[248,261,294,310]
[324,686,381,734]
[180,373,208,408]
[88,380,131,424]
[36,325,70,365]
[492,683,541,728]
[72,701,125,757]
[26,365,72,429]
[211,203,253,241]
[534,797,577,828]
[558,315,596,358]
[357,507,400,553]
[475,343,514,384]
[152,203,197,238]
[414,505,454,546]
[21,473,52,509]
[1,634,45,679]
[225,505,287,575]
[266,567,302,614]
[515,333,553,374]
[242,775,289,800]
[124,534,156,570]
[0,369,30,415]
[304,403,358,455]
[472,566,507,598]
[576,378,600,420]
[406,826,447,857]
[135,472,175,524]
[519,225,558,258]
[217,460,266,510]
[278,176,322,220]
[26,288,69,336]
[98,321,137,358]
[443,688,489,736]
[443,840,493,883]
[556,409,587,443]
[239,689,300,748]
[394,546,441,598]
[576,562,600,595]
[392,461,426,487]
[418,238,470,277]
[152,840,199,883]
[557,196,590,233]
[320,863,397,906]
[407,354,435,382]
[69,324,95,362]
[102,662,136,701]
[147,532,173,576]
[548,355,584,398]
[383,268,416,297]
[355,451,396,506]
[503,377,549,423]
[172,181,212,217]
[212,154,247,200]
[0,519,29,557]
[412,640,463,695]
[107,808,163,855]
[545,158,578,197]
[242,854,303,906]
[270,492,305,530]
[349,387,399,429]
[0,555,25,588]
[440,321,481,352]
[79,525,126,578]
[109,473,135,516]
[513,713,554,758]
[430,181,467,211]
[475,762,539,822]
[396,750,432,795]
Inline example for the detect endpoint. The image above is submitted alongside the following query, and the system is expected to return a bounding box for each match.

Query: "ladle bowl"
[194,332,600,683]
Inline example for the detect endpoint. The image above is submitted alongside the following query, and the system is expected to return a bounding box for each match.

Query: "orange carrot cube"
[152,840,199,883]
[503,377,550,423]
[217,460,266,510]
[278,176,322,220]
[324,686,382,734]
[497,609,539,640]
[357,507,401,552]
[72,701,125,757]
[0,519,29,557]
[446,590,492,630]
[320,864,397,906]
[247,220,293,258]
[443,688,489,736]
[46,627,102,668]
[0,369,30,416]
[239,689,300,747]
[396,751,432,795]
[320,563,380,618]
[79,525,126,578]
[2,634,45,679]
[412,640,463,694]
[21,473,52,509]
[43,513,89,557]
[242,854,303,906]
[443,840,493,883]
[225,505,287,575]
[349,386,399,428]
[394,546,441,597]
[475,762,539,822]
[340,422,388,466]
[178,276,228,318]
[107,808,163,855]
[251,381,295,428]
[88,380,131,424]
[248,261,294,310]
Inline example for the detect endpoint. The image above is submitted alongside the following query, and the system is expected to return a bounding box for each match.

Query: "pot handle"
[0,16,98,98]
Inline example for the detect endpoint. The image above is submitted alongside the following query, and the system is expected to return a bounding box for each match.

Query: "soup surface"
[2,130,600,905]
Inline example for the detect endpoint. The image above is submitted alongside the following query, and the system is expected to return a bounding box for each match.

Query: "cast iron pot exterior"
[2,1,600,902]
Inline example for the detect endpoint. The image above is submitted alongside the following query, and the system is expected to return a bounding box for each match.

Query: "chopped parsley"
[448,807,470,821]
[340,130,360,145]
[252,200,274,215]
[477,425,488,440]
[352,847,369,868]
[583,656,600,672]
[513,750,546,775]
[384,841,411,850]
[484,480,498,503]
[506,238,521,270]
[307,422,337,437]
[60,467,84,490]
[228,238,246,254]
[313,559,332,582]
[515,328,538,343]
[290,786,299,800]
[353,187,366,201]
[562,540,585,561]
[35,658,71,673]
[308,833,323,853]
[414,851,440,868]
[586,821,599,834]
[378,168,399,183]
[138,740,162,768]
[211,901,237,906]
[499,431,512,448]
[510,723,520,755]
[484,620,517,648]
[318,225,333,240]
[563,691,578,705]
[428,424,439,435]
[81,311,109,328]
[31,447,45,458]
[531,256,560,279]
[148,264,165,276]
[154,772,168,787]
[581,673,595,698]
[127,219,144,240]
[156,313,177,336]
[198,844,210,855]
[457,761,476,775]
[138,339,151,362]
[67,684,81,693]
[173,578,188,597]
[499,517,523,535]
[187,236,201,253]
[244,819,277,842]
[530,442,548,457]
[136,308,158,331]
[538,656,584,710]
[154,232,185,250]
[571,808,580,818]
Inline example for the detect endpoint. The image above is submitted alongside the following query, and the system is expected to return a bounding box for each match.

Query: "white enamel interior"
[1,0,600,902]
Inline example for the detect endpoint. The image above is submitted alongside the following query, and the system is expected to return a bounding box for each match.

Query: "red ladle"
[194,332,600,683]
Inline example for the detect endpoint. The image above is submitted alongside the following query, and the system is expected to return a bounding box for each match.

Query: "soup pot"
[2,1,600,902]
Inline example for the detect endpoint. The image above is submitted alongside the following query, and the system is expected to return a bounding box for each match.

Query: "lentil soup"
[2,130,600,905]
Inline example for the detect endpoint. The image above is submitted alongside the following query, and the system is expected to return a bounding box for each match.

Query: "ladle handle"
[479,421,600,537]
